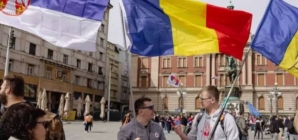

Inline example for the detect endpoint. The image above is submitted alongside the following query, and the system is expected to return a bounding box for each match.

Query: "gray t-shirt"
[117,119,166,140]
[188,108,239,140]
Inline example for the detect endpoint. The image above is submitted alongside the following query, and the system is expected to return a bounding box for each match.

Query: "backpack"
[45,111,66,140]
[86,116,93,123]
[195,112,242,140]
[255,122,261,129]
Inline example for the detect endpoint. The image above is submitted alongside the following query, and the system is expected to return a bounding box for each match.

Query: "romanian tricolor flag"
[120,0,252,60]
[251,0,298,78]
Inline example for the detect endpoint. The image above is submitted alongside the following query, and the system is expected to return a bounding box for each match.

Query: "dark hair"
[4,75,25,97]
[201,86,219,101]
[3,103,46,140]
[134,97,151,115]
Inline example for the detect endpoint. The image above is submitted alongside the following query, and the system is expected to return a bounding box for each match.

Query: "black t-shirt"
[0,101,33,140]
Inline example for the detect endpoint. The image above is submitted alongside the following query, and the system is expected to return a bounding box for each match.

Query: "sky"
[107,0,298,48]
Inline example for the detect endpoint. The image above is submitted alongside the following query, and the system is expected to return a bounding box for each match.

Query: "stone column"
[248,52,253,85]
[211,54,215,85]
[206,55,210,85]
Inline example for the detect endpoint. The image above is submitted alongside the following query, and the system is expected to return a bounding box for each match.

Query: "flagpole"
[120,5,136,118]
[208,47,251,140]
[4,27,13,76]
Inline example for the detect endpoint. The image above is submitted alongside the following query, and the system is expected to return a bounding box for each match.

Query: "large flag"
[251,0,298,78]
[120,0,252,60]
[0,0,109,51]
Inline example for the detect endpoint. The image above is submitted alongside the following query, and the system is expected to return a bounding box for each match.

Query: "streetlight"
[177,83,186,114]
[269,82,282,116]
[160,93,165,114]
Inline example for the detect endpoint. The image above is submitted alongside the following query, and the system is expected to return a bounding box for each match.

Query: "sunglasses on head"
[139,105,154,110]
[37,121,49,129]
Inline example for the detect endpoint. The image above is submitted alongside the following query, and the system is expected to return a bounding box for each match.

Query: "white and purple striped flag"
[0,0,109,51]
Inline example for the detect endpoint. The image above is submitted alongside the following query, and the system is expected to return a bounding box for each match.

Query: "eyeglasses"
[139,105,154,110]
[37,121,49,129]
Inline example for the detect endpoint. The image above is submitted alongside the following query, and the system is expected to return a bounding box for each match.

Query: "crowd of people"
[118,85,298,140]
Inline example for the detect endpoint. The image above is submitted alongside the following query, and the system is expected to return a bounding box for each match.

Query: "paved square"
[64,121,285,140]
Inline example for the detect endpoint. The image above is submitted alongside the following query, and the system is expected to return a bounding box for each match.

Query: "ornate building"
[130,35,298,116]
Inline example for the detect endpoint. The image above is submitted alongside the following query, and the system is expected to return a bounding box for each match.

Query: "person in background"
[270,116,280,140]
[2,103,47,140]
[278,116,285,138]
[181,114,188,134]
[84,113,93,133]
[236,112,248,140]
[287,114,298,140]
[285,116,291,139]
[117,97,166,140]
[254,117,262,139]
[121,110,132,128]
[0,75,33,140]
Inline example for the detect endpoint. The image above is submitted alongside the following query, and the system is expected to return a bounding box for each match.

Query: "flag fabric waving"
[251,0,298,78]
[120,0,252,60]
[0,0,109,52]
[167,74,180,87]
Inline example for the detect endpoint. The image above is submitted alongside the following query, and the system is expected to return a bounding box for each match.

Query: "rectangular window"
[76,59,81,68]
[88,63,93,72]
[141,76,147,88]
[219,55,225,66]
[75,76,80,85]
[276,73,283,86]
[8,59,13,71]
[178,75,186,85]
[27,64,34,75]
[45,70,51,79]
[195,75,202,86]
[257,74,265,86]
[219,74,225,86]
[163,76,168,87]
[29,43,36,55]
[47,49,53,59]
[63,54,68,64]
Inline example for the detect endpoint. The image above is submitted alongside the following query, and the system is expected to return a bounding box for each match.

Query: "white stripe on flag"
[0,6,101,52]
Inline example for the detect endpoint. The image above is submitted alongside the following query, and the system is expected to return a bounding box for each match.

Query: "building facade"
[130,35,298,116]
[0,4,113,113]
[105,42,130,110]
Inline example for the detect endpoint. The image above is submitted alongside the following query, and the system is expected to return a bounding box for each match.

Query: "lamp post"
[267,95,273,117]
[177,83,186,114]
[227,103,235,113]
[160,93,165,114]
[269,82,282,116]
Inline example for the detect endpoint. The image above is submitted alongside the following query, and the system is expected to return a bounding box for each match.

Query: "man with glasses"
[174,86,239,140]
[117,97,166,140]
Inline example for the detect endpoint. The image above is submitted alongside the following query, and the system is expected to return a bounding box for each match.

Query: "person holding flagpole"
[173,86,239,140]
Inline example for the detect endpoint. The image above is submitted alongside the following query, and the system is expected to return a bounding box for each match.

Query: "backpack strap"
[219,112,227,138]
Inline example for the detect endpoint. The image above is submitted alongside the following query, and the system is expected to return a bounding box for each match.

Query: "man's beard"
[0,92,7,105]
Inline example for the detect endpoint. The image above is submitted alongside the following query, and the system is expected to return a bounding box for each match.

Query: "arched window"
[195,97,201,109]
[277,96,283,110]
[163,96,168,110]
[258,97,265,110]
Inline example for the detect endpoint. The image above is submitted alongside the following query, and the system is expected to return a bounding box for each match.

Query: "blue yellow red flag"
[251,0,298,78]
[120,0,252,60]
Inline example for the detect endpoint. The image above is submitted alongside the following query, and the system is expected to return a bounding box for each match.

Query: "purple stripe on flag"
[30,0,109,21]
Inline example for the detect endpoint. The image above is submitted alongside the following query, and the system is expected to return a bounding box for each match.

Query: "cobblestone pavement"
[64,121,286,140]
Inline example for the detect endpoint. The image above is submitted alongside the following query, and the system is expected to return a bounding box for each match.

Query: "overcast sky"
[107,0,298,48]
